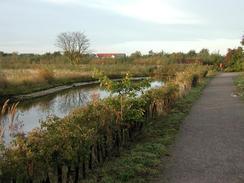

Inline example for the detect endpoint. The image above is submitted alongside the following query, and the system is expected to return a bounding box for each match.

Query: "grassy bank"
[0,64,153,97]
[84,75,210,183]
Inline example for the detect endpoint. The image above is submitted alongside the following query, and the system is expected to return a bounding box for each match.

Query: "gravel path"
[155,73,244,183]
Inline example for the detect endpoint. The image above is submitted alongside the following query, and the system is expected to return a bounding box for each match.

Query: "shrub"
[0,72,7,89]
[36,67,54,83]
[191,74,199,87]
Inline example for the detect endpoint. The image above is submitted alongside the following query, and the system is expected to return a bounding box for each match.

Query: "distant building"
[96,53,126,59]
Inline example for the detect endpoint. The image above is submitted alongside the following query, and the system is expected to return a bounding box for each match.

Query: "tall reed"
[0,100,21,144]
[0,100,9,145]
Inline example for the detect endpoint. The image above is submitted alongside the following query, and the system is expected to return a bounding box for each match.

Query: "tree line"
[0,32,244,71]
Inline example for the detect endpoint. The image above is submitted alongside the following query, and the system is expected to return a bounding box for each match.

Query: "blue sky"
[0,0,243,54]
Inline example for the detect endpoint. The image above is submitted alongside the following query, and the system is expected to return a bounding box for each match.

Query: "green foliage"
[224,47,244,71]
[130,51,142,59]
[234,74,244,98]
[187,50,197,58]
[85,76,209,183]
[94,70,150,97]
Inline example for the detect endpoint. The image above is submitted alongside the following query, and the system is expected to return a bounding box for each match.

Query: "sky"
[0,0,243,55]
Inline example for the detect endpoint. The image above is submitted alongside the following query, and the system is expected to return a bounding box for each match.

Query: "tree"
[160,50,165,56]
[0,51,4,57]
[199,48,209,57]
[130,51,142,58]
[241,35,244,46]
[198,48,210,64]
[208,53,223,66]
[224,47,244,71]
[56,32,90,64]
[187,50,197,58]
[148,50,155,56]
[169,52,185,63]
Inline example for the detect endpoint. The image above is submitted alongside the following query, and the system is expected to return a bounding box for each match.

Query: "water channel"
[1,80,163,141]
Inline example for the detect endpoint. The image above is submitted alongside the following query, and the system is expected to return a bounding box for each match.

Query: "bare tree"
[56,31,90,64]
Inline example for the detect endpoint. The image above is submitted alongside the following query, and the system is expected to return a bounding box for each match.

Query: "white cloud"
[108,0,199,24]
[93,38,241,55]
[42,0,200,24]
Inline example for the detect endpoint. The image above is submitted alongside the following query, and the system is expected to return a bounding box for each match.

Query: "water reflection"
[2,81,163,137]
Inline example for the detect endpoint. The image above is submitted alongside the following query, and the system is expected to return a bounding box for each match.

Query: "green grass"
[83,77,210,183]
[234,74,244,98]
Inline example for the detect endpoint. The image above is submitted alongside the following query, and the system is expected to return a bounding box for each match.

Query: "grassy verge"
[83,77,211,183]
[234,74,244,98]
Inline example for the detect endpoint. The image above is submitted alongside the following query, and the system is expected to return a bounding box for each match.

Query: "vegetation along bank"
[0,65,209,182]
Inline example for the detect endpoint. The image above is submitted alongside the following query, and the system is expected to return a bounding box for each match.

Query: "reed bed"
[0,63,156,96]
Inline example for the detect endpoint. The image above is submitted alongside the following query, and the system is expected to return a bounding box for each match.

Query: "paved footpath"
[155,73,244,183]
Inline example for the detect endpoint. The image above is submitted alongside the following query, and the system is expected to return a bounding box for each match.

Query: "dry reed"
[0,100,21,144]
